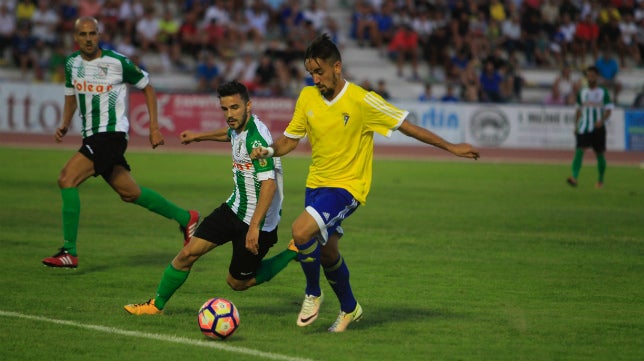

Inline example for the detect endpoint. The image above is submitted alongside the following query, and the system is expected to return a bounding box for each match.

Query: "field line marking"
[0,310,316,361]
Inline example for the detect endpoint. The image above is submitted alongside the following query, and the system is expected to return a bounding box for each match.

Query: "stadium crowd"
[1,0,643,104]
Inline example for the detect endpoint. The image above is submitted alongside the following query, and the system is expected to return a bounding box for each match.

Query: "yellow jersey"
[284,81,408,204]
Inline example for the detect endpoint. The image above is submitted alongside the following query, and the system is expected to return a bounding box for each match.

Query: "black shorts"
[193,203,278,280]
[576,127,606,153]
[78,132,131,181]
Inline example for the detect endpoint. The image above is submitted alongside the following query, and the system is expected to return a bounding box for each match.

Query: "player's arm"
[180,127,231,144]
[142,84,165,149]
[398,120,480,160]
[250,135,299,159]
[55,95,78,143]
[597,108,611,128]
[245,177,277,255]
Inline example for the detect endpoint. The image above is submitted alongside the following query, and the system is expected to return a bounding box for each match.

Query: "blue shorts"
[305,187,359,245]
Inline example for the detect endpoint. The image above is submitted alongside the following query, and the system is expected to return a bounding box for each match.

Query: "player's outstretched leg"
[43,188,80,268]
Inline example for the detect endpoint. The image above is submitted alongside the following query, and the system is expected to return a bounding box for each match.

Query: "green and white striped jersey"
[64,49,149,138]
[575,85,613,134]
[226,115,283,232]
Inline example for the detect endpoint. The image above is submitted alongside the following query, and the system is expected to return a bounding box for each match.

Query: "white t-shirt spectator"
[31,6,59,44]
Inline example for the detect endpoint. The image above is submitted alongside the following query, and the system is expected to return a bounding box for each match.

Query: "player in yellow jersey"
[251,34,480,332]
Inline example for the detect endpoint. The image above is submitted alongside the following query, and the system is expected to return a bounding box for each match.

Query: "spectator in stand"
[500,12,523,59]
[15,0,36,24]
[505,54,525,102]
[574,13,599,63]
[388,23,420,81]
[59,0,79,34]
[595,48,622,105]
[488,0,506,23]
[445,45,470,84]
[78,0,102,18]
[115,33,137,58]
[203,0,231,28]
[254,53,278,96]
[100,0,120,35]
[468,10,489,59]
[352,0,379,47]
[230,52,259,93]
[427,23,451,82]
[479,59,505,103]
[460,58,481,102]
[553,13,577,66]
[278,0,304,37]
[48,40,67,83]
[12,21,36,79]
[195,51,221,93]
[541,0,560,38]
[135,6,160,53]
[553,64,581,105]
[202,18,226,55]
[543,82,567,105]
[636,1,644,23]
[117,0,144,39]
[637,18,644,67]
[302,0,326,32]
[617,13,639,67]
[245,0,270,45]
[374,0,395,51]
[559,0,581,20]
[449,6,470,55]
[597,1,621,37]
[375,78,391,100]
[178,10,201,58]
[418,82,437,102]
[31,0,59,46]
[521,7,542,66]
[0,4,16,64]
[158,8,183,70]
[440,83,460,102]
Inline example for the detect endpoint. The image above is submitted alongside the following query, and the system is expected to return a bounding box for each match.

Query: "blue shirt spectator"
[479,60,504,102]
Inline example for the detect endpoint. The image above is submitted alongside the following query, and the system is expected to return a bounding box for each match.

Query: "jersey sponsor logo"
[73,79,114,93]
[233,161,253,171]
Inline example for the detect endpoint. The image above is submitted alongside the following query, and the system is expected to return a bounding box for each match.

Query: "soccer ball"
[197,297,240,340]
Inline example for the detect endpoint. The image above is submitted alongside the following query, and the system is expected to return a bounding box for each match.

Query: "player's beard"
[319,77,337,99]
[82,42,99,59]
[228,109,249,132]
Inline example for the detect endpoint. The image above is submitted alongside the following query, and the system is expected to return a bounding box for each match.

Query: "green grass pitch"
[0,146,642,361]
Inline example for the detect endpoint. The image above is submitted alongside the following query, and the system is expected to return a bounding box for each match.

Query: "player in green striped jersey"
[124,81,297,315]
[42,17,199,269]
[566,66,613,189]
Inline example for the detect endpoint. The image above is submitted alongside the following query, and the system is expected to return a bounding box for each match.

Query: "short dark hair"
[217,80,249,103]
[304,33,341,64]
[585,65,599,75]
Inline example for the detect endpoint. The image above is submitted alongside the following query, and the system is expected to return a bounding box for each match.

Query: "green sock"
[597,154,606,182]
[154,264,190,310]
[134,186,189,227]
[61,188,80,256]
[255,248,297,285]
[571,149,584,179]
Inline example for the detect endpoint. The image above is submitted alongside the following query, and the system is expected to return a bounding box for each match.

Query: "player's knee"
[173,248,200,270]
[291,227,313,244]
[118,188,141,203]
[57,170,75,188]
